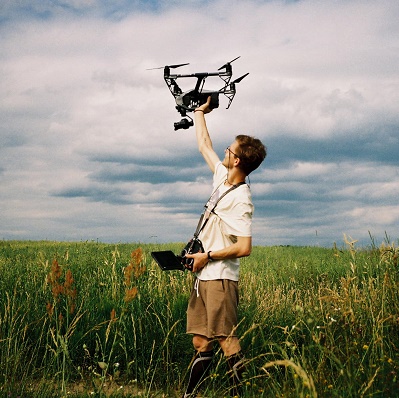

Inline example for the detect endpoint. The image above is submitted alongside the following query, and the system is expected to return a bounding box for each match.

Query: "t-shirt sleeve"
[213,161,226,188]
[222,200,253,237]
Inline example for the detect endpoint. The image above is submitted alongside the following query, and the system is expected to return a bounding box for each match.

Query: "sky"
[1,0,398,248]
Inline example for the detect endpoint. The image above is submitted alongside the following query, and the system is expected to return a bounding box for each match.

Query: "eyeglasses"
[225,146,240,158]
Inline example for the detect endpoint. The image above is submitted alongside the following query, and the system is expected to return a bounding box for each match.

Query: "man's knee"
[192,335,213,352]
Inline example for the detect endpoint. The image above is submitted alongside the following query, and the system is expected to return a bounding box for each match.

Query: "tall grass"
[0,238,398,397]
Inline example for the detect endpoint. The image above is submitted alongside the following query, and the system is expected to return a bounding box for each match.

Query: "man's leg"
[226,350,246,396]
[219,337,246,397]
[182,335,214,398]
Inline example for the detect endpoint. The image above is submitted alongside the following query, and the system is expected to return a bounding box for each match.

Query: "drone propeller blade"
[169,63,190,69]
[146,63,189,71]
[231,72,249,84]
[218,56,241,70]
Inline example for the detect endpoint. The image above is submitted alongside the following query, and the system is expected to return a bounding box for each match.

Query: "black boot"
[227,351,246,397]
[182,350,213,398]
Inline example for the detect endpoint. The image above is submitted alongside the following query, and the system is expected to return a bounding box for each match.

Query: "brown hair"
[235,135,267,175]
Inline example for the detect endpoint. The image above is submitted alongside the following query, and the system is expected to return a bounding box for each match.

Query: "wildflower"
[64,270,77,297]
[46,259,77,314]
[131,248,145,277]
[46,302,54,317]
[64,269,74,291]
[124,262,133,287]
[63,269,77,314]
[124,287,138,303]
[52,283,64,299]
[123,248,145,302]
[48,259,62,283]
[124,248,145,287]
[363,345,369,350]
[68,300,76,315]
[47,259,64,299]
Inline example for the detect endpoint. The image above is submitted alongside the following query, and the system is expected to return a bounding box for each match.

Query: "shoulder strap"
[193,181,246,238]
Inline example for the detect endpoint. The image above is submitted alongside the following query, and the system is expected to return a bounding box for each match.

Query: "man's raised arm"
[194,97,220,173]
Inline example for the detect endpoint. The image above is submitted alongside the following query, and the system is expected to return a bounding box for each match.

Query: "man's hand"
[184,252,208,273]
[195,96,212,114]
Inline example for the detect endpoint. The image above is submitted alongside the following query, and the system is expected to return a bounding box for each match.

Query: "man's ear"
[234,157,241,167]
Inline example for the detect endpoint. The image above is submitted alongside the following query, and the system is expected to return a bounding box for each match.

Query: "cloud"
[1,0,398,247]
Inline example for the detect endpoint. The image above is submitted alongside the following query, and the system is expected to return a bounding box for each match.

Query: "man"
[182,97,267,397]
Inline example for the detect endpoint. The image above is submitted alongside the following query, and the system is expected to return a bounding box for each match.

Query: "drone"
[150,57,249,130]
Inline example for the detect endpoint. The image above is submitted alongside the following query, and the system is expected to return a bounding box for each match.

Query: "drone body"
[158,57,248,130]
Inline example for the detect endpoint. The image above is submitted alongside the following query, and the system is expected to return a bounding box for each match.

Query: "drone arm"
[164,76,182,97]
[219,72,249,109]
[194,76,205,94]
[220,83,236,109]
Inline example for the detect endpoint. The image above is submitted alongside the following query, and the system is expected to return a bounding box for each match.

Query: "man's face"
[222,140,240,168]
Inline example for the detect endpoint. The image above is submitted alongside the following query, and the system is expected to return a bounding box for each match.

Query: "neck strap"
[193,181,246,238]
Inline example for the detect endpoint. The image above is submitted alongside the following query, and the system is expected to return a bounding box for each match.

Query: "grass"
[0,237,398,397]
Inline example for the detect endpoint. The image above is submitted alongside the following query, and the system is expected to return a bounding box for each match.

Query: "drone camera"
[174,118,194,131]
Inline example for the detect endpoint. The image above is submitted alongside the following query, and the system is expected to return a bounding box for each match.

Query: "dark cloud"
[51,185,133,205]
[264,125,399,171]
[86,150,207,184]
[89,165,195,184]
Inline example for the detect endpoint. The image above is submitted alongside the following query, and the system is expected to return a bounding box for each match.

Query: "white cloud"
[1,0,398,247]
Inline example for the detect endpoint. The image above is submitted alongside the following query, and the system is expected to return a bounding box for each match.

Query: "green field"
[0,238,398,397]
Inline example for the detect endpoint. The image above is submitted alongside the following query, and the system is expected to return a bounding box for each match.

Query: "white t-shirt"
[197,161,253,281]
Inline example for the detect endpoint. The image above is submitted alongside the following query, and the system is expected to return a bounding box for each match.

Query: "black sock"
[227,351,246,396]
[183,350,213,397]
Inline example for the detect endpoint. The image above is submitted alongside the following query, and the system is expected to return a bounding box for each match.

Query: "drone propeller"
[146,63,189,71]
[168,63,190,69]
[218,56,241,70]
[231,72,249,84]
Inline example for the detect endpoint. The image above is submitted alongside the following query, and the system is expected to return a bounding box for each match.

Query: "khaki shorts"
[186,279,239,339]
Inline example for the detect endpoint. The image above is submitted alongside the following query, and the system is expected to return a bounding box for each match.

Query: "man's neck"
[225,170,247,186]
